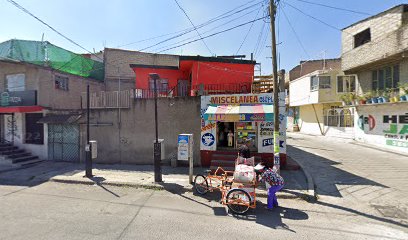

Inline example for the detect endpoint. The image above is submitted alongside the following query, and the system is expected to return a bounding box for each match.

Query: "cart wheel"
[226,189,251,215]
[194,175,209,195]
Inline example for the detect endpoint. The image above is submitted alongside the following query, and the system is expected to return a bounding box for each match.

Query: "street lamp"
[149,73,162,182]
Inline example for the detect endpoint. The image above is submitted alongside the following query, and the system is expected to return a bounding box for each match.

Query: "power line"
[139,0,267,52]
[118,0,264,48]
[174,0,213,55]
[255,21,270,58]
[284,1,346,34]
[253,21,266,58]
[235,3,264,55]
[157,16,268,53]
[281,6,311,58]
[6,0,102,61]
[287,0,372,16]
[153,6,263,53]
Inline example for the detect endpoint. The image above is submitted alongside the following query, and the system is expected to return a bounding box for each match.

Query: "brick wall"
[289,59,341,81]
[341,5,408,71]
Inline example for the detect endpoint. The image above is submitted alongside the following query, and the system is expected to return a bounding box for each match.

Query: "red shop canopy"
[0,106,43,113]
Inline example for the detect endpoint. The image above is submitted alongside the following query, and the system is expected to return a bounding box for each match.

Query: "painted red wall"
[190,61,254,85]
[133,68,188,90]
[132,60,254,94]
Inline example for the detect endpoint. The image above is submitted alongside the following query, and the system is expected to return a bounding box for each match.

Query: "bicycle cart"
[194,157,257,215]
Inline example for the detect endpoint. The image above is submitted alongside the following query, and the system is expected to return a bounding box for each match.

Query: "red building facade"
[130,56,255,97]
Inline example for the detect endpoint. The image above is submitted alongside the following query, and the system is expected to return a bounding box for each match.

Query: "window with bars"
[310,75,331,91]
[337,75,356,93]
[372,65,399,91]
[149,79,168,92]
[55,75,69,91]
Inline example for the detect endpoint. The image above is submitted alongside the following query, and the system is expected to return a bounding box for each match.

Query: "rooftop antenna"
[41,33,44,42]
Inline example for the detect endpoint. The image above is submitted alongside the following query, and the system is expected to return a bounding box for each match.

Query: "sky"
[0,0,406,75]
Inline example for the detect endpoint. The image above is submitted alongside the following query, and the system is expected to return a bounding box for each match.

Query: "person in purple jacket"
[260,162,284,210]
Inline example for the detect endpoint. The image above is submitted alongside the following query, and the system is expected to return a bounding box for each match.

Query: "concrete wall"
[289,69,357,106]
[82,97,202,165]
[354,59,408,95]
[0,61,104,109]
[103,48,179,90]
[354,103,408,154]
[342,5,408,71]
[298,104,324,135]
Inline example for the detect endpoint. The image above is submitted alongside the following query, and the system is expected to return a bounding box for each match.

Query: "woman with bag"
[260,163,284,210]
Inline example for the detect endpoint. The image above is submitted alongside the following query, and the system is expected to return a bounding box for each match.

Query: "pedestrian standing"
[261,163,284,210]
[227,130,234,147]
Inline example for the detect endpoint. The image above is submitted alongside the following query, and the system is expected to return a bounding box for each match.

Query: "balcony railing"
[81,90,131,109]
[134,82,253,99]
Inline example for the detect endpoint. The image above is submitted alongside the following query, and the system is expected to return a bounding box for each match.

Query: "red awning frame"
[0,106,43,113]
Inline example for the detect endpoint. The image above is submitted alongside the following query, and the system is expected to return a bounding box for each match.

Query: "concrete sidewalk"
[0,161,312,200]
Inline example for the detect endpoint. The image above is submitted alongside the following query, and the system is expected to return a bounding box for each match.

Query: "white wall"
[4,112,48,160]
[354,103,408,154]
[289,75,318,106]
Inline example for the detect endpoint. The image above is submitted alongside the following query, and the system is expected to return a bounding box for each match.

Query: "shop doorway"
[216,122,235,150]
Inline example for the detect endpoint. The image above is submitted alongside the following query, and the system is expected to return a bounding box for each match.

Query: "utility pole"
[85,84,92,177]
[150,73,162,183]
[269,0,280,171]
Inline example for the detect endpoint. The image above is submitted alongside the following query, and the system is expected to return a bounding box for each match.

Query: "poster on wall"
[200,96,217,151]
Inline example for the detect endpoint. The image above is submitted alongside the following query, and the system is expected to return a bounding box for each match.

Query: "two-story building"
[289,59,358,138]
[0,39,104,165]
[130,55,256,97]
[341,4,408,153]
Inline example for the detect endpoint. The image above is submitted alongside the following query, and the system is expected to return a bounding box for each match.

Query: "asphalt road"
[0,182,406,240]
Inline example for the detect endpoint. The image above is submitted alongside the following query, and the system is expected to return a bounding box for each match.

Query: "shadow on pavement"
[287,145,387,198]
[159,182,228,216]
[230,204,309,232]
[0,162,83,187]
[316,200,408,229]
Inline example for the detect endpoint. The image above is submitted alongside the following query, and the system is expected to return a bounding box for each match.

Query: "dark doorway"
[25,113,44,144]
[178,79,190,97]
[217,122,234,149]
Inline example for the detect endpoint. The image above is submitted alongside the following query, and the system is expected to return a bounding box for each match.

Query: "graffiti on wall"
[6,115,20,140]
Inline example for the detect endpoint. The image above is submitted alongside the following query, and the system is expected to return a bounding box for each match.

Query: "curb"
[287,156,317,201]
[49,178,306,200]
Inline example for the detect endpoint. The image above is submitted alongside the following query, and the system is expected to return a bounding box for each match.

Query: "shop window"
[337,75,356,93]
[149,78,168,92]
[55,75,69,91]
[25,113,44,145]
[5,73,25,92]
[354,28,371,48]
[371,65,399,91]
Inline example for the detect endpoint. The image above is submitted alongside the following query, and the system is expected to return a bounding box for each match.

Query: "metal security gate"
[324,108,354,127]
[48,124,80,162]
